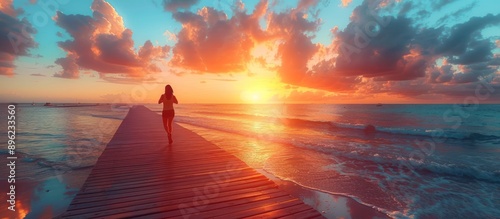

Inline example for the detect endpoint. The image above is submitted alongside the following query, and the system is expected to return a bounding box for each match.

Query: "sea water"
[148,104,500,218]
[0,103,127,218]
[1,103,499,218]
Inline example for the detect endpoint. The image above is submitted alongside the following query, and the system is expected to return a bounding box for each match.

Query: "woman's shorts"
[162,109,175,118]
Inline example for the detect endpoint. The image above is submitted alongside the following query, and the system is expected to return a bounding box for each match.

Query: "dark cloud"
[267,0,500,100]
[448,39,493,65]
[437,3,476,26]
[163,0,199,12]
[429,64,454,83]
[272,0,430,93]
[334,16,418,78]
[433,0,458,10]
[54,55,79,79]
[436,14,500,56]
[452,63,497,84]
[0,1,37,76]
[398,1,412,16]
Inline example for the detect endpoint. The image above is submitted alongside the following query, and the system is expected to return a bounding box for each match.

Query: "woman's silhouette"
[158,85,178,144]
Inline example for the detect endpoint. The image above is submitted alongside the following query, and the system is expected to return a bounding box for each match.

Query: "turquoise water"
[1,103,499,218]
[148,104,500,218]
[0,103,127,218]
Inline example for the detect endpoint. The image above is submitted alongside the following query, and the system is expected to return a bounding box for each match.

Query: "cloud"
[436,14,500,56]
[267,0,500,99]
[341,0,353,7]
[0,0,37,76]
[0,0,20,17]
[207,78,238,82]
[54,0,170,80]
[163,30,177,41]
[267,0,364,92]
[283,89,332,102]
[163,0,199,12]
[433,0,458,10]
[168,1,269,73]
[54,55,79,78]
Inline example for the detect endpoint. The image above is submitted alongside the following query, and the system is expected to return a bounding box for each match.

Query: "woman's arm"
[173,95,178,104]
[158,94,164,104]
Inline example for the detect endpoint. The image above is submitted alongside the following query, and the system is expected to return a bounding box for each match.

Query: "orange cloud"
[265,0,500,100]
[54,0,170,80]
[341,0,353,7]
[169,1,270,73]
[0,0,18,17]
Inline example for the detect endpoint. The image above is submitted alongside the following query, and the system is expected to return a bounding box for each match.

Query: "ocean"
[1,103,499,218]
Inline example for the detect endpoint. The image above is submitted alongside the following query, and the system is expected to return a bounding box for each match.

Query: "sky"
[0,0,499,104]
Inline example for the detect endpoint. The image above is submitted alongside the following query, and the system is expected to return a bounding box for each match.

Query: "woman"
[158,85,178,144]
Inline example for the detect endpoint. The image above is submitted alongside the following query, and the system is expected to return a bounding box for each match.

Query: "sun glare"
[251,93,261,102]
[241,90,266,103]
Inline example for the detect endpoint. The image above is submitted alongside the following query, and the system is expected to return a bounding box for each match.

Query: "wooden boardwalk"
[62,105,324,218]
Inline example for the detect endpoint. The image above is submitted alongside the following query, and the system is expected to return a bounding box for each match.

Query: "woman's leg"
[167,116,174,143]
[167,116,174,134]
[162,111,169,134]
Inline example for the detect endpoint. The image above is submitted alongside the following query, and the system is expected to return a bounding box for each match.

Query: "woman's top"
[162,94,175,111]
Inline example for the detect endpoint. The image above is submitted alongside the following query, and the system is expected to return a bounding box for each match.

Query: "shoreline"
[62,105,325,218]
[257,168,392,219]
[173,120,395,219]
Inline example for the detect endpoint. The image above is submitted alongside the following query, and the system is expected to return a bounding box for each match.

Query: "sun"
[240,78,283,104]
[251,93,261,102]
[241,90,265,103]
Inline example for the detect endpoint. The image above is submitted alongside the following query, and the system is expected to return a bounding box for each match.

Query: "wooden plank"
[72,173,266,203]
[67,180,276,212]
[62,105,323,218]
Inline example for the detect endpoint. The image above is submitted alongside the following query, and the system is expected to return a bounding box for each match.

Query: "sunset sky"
[1,0,499,104]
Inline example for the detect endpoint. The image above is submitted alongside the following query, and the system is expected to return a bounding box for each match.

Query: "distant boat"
[376,103,383,107]
[43,102,52,106]
[31,101,35,106]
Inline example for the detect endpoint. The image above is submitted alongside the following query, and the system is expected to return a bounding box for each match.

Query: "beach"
[1,103,499,218]
[3,0,500,218]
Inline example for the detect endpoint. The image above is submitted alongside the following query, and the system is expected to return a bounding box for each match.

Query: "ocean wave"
[177,117,500,183]
[181,112,500,141]
[417,161,500,183]
[295,141,500,183]
[110,104,132,111]
[90,114,126,120]
[333,121,500,141]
